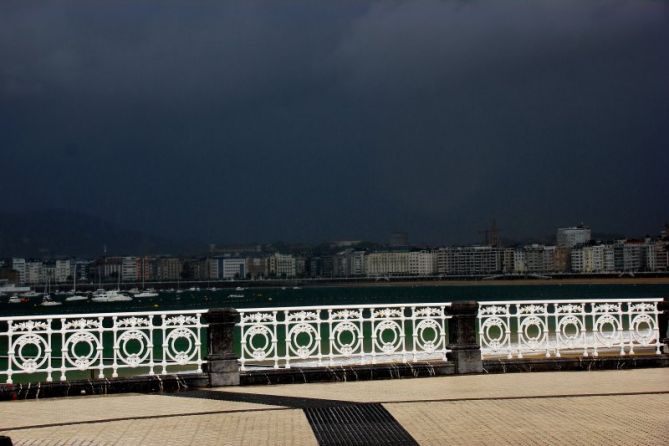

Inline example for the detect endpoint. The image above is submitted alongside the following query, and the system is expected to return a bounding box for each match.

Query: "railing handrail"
[0,309,209,323]
[480,298,662,306]
[238,302,453,313]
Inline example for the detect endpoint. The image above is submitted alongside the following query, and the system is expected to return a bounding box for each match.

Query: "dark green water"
[2,283,669,317]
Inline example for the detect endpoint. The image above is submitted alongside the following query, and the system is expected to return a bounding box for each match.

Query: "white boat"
[91,290,132,302]
[227,294,245,298]
[65,264,88,301]
[135,291,159,298]
[128,287,141,295]
[175,289,185,294]
[8,295,21,304]
[235,286,245,291]
[22,291,41,298]
[40,296,62,306]
[188,287,200,292]
[65,294,89,302]
[208,287,218,292]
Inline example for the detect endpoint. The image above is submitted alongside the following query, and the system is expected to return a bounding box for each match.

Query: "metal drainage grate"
[304,403,418,446]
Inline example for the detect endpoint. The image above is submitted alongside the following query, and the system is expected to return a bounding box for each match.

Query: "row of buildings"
[2,226,668,284]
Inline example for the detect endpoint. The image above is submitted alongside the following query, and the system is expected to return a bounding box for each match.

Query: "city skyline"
[1,1,668,245]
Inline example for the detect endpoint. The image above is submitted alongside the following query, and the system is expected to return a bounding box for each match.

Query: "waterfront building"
[122,257,138,282]
[102,258,122,281]
[603,245,616,272]
[206,258,220,280]
[435,247,502,275]
[523,245,543,272]
[623,240,644,272]
[513,250,526,273]
[135,257,155,283]
[408,251,436,276]
[221,258,246,280]
[55,259,71,283]
[365,251,410,276]
[333,250,366,277]
[651,240,668,271]
[25,261,44,285]
[501,248,516,273]
[555,247,571,272]
[557,225,592,248]
[156,257,182,281]
[266,253,296,278]
[245,257,266,279]
[11,258,26,284]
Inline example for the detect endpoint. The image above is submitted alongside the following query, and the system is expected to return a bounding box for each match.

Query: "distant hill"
[0,210,202,258]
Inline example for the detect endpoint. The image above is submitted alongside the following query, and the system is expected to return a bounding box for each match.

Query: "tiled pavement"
[1,369,668,445]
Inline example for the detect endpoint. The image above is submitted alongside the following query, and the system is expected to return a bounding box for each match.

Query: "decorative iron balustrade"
[0,310,207,384]
[478,298,663,359]
[237,303,452,370]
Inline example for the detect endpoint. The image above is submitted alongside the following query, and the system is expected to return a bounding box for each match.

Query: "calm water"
[2,283,668,317]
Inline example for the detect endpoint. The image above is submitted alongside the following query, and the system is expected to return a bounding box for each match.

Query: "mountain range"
[0,210,202,258]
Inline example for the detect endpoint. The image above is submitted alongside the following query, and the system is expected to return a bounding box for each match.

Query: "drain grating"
[304,403,418,446]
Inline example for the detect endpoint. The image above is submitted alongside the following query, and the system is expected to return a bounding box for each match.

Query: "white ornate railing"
[478,299,663,359]
[238,303,452,370]
[0,310,207,384]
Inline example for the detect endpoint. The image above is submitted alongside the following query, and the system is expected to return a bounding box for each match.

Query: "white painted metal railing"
[478,299,663,359]
[238,303,452,370]
[0,310,207,384]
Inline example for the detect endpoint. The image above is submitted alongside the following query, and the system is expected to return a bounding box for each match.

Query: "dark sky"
[1,0,668,245]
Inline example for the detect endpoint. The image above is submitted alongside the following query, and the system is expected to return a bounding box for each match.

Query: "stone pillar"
[204,308,240,387]
[447,301,483,374]
[659,298,669,354]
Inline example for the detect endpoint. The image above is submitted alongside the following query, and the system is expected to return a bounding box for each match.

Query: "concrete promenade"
[1,369,667,445]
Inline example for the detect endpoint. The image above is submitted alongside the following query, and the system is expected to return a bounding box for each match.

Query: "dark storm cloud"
[1,0,668,245]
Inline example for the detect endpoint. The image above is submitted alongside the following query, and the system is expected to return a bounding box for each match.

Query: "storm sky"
[1,0,668,245]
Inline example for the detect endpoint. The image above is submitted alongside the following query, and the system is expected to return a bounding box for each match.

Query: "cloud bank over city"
[1,0,668,245]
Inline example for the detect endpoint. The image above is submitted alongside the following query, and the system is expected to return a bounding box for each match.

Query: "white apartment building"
[25,261,44,285]
[12,258,26,284]
[222,258,246,279]
[408,251,436,276]
[121,257,138,282]
[513,250,526,273]
[266,253,296,277]
[623,242,643,271]
[522,245,556,273]
[435,247,502,275]
[557,226,592,248]
[55,259,72,283]
[365,252,410,276]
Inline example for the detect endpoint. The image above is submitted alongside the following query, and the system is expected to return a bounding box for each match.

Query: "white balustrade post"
[45,318,53,383]
[97,316,105,379]
[60,318,67,381]
[284,310,291,369]
[411,306,417,363]
[400,306,407,363]
[112,316,119,378]
[6,322,14,384]
[195,312,203,374]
